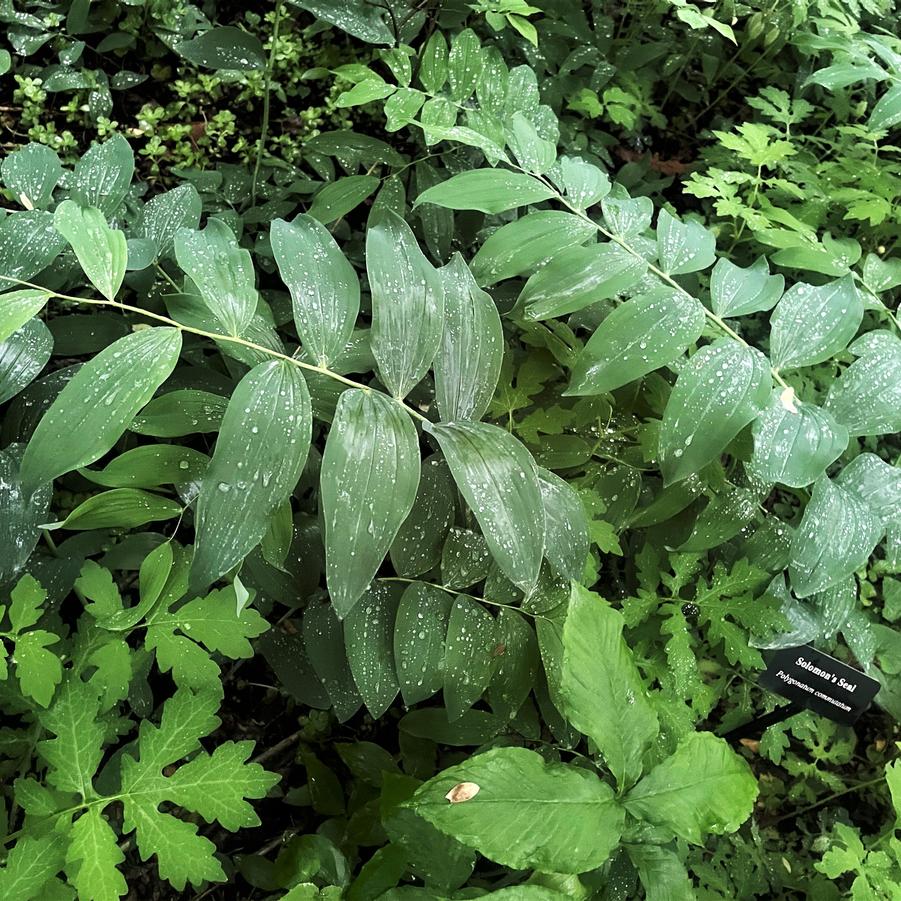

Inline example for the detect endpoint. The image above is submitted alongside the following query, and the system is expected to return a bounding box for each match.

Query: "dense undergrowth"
[0,0,900,898]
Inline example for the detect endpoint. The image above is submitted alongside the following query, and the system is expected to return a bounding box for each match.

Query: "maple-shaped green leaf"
[166,740,279,831]
[120,689,274,891]
[65,807,127,901]
[15,629,62,708]
[145,585,269,693]
[0,832,67,901]
[36,679,106,798]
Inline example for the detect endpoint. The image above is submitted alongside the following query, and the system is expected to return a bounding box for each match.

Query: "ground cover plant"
[0,0,900,898]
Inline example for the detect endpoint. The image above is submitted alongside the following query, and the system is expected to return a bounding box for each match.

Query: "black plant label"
[760,645,880,725]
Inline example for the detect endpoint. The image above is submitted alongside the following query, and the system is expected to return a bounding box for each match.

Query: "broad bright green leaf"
[190,361,311,591]
[506,112,556,174]
[394,581,453,706]
[425,421,545,591]
[567,288,705,395]
[175,219,258,336]
[556,155,611,209]
[20,327,182,492]
[561,585,658,789]
[435,254,503,422]
[623,732,757,843]
[271,214,360,367]
[656,208,716,275]
[138,184,202,259]
[321,389,420,617]
[836,453,901,526]
[602,191,653,238]
[709,256,784,318]
[1,143,62,209]
[175,26,265,70]
[444,596,499,720]
[471,211,596,286]
[0,211,67,284]
[415,169,555,213]
[0,318,52,405]
[659,339,770,484]
[537,468,589,581]
[627,844,695,901]
[678,485,758,552]
[448,29,482,101]
[54,201,127,301]
[409,746,624,873]
[825,330,901,436]
[390,455,455,578]
[789,475,884,598]
[769,276,862,370]
[0,288,51,343]
[50,487,182,531]
[750,391,848,488]
[367,210,445,398]
[519,242,646,322]
[344,582,401,718]
[71,135,134,217]
[65,807,127,901]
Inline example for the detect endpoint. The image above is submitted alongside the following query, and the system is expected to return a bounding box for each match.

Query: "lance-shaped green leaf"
[678,485,759,552]
[20,327,182,492]
[602,190,653,238]
[415,169,555,213]
[50,487,182,531]
[271,214,360,367]
[174,219,258,336]
[537,468,589,581]
[656,208,716,275]
[0,288,51,343]
[750,391,848,488]
[367,210,445,398]
[556,155,611,209]
[709,256,783,318]
[523,244,646,324]
[390,455,455,578]
[435,254,503,422]
[567,288,705,396]
[444,596,499,721]
[0,444,51,585]
[425,421,545,591]
[0,318,52,405]
[561,585,658,789]
[54,201,127,301]
[0,211,66,284]
[408,746,624,874]
[344,582,401,719]
[825,330,901,437]
[623,732,757,844]
[769,276,862,370]
[321,389,420,617]
[138,184,202,260]
[471,211,596,287]
[1,143,62,209]
[190,361,311,591]
[71,134,134,217]
[789,475,884,598]
[394,581,453,706]
[304,602,363,722]
[175,25,265,70]
[659,339,770,484]
[836,453,901,527]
